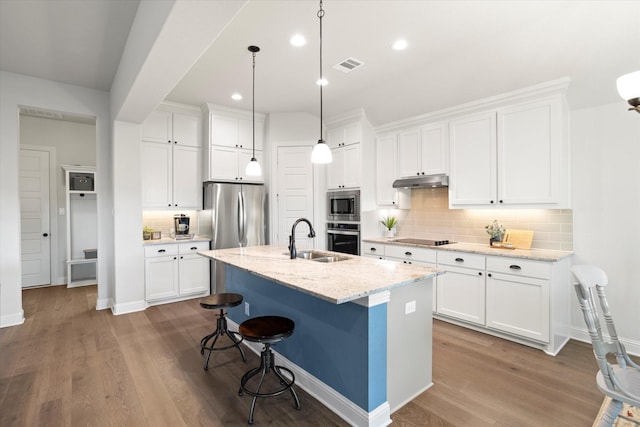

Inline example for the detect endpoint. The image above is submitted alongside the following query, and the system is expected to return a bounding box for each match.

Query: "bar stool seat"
[237,315,300,424]
[199,293,246,370]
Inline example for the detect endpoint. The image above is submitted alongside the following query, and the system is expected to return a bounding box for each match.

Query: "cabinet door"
[486,272,549,342]
[376,134,399,206]
[327,147,346,189]
[211,115,239,148]
[210,145,240,181]
[497,98,559,204]
[145,256,179,300]
[421,122,448,175]
[237,148,264,183]
[327,126,344,148]
[436,265,485,325]
[178,254,210,295]
[172,113,200,147]
[342,143,361,189]
[343,122,361,145]
[449,112,497,206]
[141,141,172,208]
[173,145,201,208]
[397,128,421,177]
[142,110,172,143]
[239,118,264,151]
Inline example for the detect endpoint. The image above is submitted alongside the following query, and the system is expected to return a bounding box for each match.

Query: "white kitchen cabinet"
[145,241,210,303]
[385,245,437,311]
[327,142,361,190]
[436,251,486,325]
[327,122,361,148]
[362,242,386,259]
[141,106,202,209]
[398,122,448,178]
[376,133,411,208]
[203,105,265,183]
[449,95,568,208]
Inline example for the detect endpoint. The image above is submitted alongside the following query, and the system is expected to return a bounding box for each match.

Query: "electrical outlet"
[405,300,416,314]
[244,302,250,316]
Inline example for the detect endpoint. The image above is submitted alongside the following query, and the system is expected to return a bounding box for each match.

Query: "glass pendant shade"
[617,70,640,102]
[245,157,262,176]
[311,140,332,164]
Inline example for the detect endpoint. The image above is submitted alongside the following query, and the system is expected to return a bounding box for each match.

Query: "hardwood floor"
[0,285,620,426]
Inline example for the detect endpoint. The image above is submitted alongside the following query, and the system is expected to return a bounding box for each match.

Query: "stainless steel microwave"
[327,189,360,222]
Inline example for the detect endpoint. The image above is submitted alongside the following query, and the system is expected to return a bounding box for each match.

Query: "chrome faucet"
[289,218,316,259]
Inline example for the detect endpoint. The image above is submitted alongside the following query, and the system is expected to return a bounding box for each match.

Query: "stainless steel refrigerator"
[199,182,268,293]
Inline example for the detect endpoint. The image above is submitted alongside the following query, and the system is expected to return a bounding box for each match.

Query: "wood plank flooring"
[0,285,625,426]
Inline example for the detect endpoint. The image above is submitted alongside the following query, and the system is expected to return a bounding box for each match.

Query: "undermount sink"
[293,250,350,263]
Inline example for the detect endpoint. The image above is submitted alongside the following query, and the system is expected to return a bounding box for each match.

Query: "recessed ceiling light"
[392,39,408,51]
[290,34,306,47]
[316,78,328,86]
[231,93,242,101]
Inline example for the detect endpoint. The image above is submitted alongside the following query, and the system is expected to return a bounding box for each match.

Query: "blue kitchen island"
[198,245,443,427]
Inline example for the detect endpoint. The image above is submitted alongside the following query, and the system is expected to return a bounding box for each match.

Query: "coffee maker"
[174,214,190,236]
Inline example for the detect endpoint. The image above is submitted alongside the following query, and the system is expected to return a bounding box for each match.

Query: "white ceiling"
[1,0,639,127]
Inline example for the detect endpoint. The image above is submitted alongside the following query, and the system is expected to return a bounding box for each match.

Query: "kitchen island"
[198,245,443,427]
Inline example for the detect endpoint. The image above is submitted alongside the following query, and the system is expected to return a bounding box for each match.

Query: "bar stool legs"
[238,343,300,424]
[200,308,246,370]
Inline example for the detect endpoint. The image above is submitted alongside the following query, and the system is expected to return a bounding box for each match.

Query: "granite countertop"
[363,237,573,262]
[142,235,210,245]
[198,245,443,304]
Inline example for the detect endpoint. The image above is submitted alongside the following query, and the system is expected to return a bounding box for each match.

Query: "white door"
[20,149,51,287]
[276,146,314,249]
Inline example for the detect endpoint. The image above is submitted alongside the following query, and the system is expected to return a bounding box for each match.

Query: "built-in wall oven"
[327,222,360,255]
[327,189,360,222]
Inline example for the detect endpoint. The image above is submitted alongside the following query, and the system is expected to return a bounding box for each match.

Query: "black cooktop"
[391,238,454,247]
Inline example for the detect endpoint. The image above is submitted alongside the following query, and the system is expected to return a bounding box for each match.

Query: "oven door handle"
[327,230,360,236]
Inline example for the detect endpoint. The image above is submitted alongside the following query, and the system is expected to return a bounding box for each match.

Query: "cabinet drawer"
[486,256,550,279]
[385,245,437,263]
[437,250,485,269]
[362,242,385,257]
[144,245,179,258]
[179,241,210,254]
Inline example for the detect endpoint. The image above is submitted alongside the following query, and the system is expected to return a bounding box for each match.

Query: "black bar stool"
[237,315,301,424]
[199,293,246,370]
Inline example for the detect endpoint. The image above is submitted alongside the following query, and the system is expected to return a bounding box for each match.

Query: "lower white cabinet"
[145,241,210,302]
[362,242,386,259]
[436,251,486,325]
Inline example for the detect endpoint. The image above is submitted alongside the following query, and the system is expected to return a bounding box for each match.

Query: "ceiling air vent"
[333,57,364,73]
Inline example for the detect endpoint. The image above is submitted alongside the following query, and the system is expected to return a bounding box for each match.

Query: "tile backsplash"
[387,187,573,251]
[142,211,200,238]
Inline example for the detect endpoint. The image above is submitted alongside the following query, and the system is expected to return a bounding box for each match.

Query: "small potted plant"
[381,216,398,238]
[143,226,153,241]
[485,220,505,246]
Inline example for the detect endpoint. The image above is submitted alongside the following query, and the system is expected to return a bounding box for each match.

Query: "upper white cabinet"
[203,104,265,183]
[398,122,448,178]
[327,121,362,190]
[141,106,202,209]
[449,94,569,208]
[376,133,410,208]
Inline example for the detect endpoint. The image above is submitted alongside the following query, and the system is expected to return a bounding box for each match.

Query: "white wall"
[0,71,113,327]
[570,101,640,347]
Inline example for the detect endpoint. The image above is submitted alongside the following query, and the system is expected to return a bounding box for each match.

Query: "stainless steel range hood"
[392,174,449,189]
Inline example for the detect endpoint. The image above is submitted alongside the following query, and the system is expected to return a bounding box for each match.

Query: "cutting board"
[503,229,534,249]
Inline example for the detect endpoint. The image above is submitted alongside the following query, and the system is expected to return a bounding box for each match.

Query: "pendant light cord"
[252,49,256,158]
[318,0,324,143]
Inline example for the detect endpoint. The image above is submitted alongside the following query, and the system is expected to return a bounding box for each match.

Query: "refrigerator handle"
[238,191,245,245]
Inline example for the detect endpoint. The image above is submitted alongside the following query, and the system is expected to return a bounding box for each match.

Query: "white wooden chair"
[572,265,640,427]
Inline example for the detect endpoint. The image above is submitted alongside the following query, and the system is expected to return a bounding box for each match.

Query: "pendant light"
[245,45,263,176]
[311,0,332,164]
[616,70,640,114]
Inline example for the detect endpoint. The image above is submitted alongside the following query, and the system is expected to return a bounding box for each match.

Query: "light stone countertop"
[198,245,444,304]
[142,235,210,245]
[363,237,573,262]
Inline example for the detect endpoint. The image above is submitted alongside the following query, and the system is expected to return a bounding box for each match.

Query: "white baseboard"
[228,319,392,427]
[0,308,25,328]
[111,299,146,315]
[571,327,640,357]
[96,297,112,311]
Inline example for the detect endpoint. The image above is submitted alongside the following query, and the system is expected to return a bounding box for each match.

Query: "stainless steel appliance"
[200,182,268,292]
[327,222,360,255]
[174,214,190,235]
[327,189,360,222]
